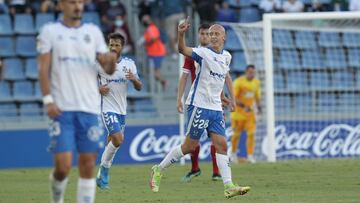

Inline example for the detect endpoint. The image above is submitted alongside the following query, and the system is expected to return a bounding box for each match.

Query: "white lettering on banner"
[130,127,233,162]
[263,124,360,158]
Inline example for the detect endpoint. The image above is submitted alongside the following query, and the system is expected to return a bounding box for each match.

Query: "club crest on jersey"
[84,34,91,43]
[122,66,128,72]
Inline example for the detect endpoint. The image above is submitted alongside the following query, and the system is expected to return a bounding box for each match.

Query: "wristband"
[43,94,54,105]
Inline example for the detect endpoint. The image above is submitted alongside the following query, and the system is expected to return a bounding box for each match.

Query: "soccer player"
[177,23,221,182]
[37,1,116,203]
[96,32,142,189]
[230,65,261,164]
[150,17,251,199]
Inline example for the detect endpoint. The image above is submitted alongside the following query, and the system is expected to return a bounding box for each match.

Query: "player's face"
[209,25,226,50]
[198,28,210,46]
[60,0,84,20]
[246,68,255,80]
[109,38,123,57]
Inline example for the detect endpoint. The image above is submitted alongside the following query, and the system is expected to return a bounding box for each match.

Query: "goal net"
[227,12,360,161]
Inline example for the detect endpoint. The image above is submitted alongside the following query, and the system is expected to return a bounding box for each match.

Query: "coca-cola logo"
[263,123,360,158]
[129,127,233,161]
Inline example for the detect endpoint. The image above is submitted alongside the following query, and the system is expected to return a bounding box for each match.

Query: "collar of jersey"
[59,20,84,29]
[207,47,223,54]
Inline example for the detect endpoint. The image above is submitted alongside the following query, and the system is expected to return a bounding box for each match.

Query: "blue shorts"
[102,112,126,136]
[148,56,164,69]
[48,112,105,154]
[186,105,225,140]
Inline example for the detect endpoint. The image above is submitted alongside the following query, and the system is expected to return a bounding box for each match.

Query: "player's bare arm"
[178,16,193,57]
[38,52,61,118]
[97,52,117,75]
[99,85,110,95]
[225,73,236,111]
[126,70,142,91]
[221,91,231,107]
[177,72,189,113]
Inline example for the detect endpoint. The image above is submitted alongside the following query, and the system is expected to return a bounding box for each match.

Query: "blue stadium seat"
[348,48,360,68]
[231,51,247,72]
[133,99,157,113]
[239,8,261,23]
[35,13,55,32]
[301,50,325,69]
[356,71,360,87]
[324,48,347,69]
[34,81,42,100]
[14,14,36,35]
[3,58,25,81]
[0,14,14,35]
[127,84,150,99]
[19,103,42,119]
[224,28,242,51]
[274,73,285,90]
[13,81,35,101]
[16,36,37,57]
[294,94,313,112]
[318,32,341,48]
[338,93,360,111]
[275,95,291,114]
[0,81,13,102]
[273,30,295,49]
[0,37,15,57]
[310,72,330,89]
[295,31,317,49]
[228,0,252,8]
[343,33,360,48]
[0,103,18,119]
[25,58,38,80]
[279,50,301,69]
[331,71,354,88]
[317,93,337,112]
[83,12,101,26]
[287,71,308,90]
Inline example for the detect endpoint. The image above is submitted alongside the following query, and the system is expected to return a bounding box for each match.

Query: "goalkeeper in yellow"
[230,65,261,164]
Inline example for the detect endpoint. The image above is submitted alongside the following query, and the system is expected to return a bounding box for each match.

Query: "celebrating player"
[230,65,261,164]
[177,23,221,182]
[37,0,117,203]
[96,33,142,189]
[150,17,251,199]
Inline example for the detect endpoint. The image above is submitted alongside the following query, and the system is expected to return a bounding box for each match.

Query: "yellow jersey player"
[230,65,261,164]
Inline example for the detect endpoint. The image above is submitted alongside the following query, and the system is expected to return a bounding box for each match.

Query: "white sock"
[159,146,184,172]
[216,153,233,185]
[77,178,96,203]
[100,141,119,168]
[49,173,68,203]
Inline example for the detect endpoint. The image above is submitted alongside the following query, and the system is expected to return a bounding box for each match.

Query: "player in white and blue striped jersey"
[150,17,251,199]
[96,33,142,190]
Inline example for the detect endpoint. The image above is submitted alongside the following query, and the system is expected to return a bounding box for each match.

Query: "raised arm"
[177,17,193,57]
[225,73,236,111]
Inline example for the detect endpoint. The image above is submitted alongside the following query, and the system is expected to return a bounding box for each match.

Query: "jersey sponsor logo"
[106,78,127,84]
[209,70,225,80]
[58,56,92,65]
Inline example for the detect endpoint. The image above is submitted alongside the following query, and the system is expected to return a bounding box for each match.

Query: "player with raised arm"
[37,0,116,203]
[96,32,142,189]
[177,23,222,182]
[150,17,251,199]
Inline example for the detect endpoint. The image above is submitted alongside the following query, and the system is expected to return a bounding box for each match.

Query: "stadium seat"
[274,73,285,90]
[19,103,42,119]
[348,48,360,68]
[338,93,360,112]
[294,94,313,112]
[324,48,347,69]
[34,81,42,100]
[25,58,38,80]
[133,99,157,113]
[286,71,308,90]
[224,28,243,51]
[3,58,26,81]
[82,12,101,26]
[13,81,35,101]
[127,84,150,99]
[35,13,55,32]
[239,8,261,23]
[228,0,252,8]
[279,50,301,69]
[231,51,247,72]
[342,33,360,48]
[14,14,36,35]
[273,30,295,49]
[275,95,292,114]
[0,37,15,57]
[0,81,13,102]
[318,32,341,48]
[356,71,360,87]
[310,72,330,89]
[301,50,325,69]
[0,103,18,119]
[0,14,14,35]
[317,93,337,112]
[16,36,37,57]
[331,71,354,88]
[295,31,317,49]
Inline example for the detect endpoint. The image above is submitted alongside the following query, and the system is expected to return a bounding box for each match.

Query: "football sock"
[100,141,119,168]
[77,178,96,203]
[49,173,68,203]
[191,145,200,171]
[159,145,184,172]
[216,153,232,185]
[247,132,255,156]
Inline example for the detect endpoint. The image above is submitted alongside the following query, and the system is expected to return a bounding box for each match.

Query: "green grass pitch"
[0,158,359,203]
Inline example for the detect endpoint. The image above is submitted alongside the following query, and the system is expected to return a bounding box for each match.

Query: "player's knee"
[214,142,227,154]
[111,134,124,147]
[54,165,71,180]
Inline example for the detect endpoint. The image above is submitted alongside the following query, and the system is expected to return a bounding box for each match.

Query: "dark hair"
[246,64,255,70]
[198,23,211,31]
[108,32,125,46]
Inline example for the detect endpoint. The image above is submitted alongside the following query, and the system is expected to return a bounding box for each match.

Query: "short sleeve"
[37,25,52,54]
[183,57,195,72]
[191,47,206,64]
[130,61,140,80]
[94,26,108,54]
